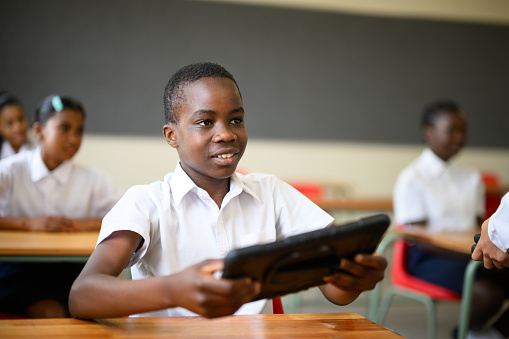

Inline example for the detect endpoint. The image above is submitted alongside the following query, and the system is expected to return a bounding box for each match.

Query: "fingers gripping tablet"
[222,213,390,300]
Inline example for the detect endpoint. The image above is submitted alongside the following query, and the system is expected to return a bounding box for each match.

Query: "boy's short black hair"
[421,99,462,128]
[163,62,240,124]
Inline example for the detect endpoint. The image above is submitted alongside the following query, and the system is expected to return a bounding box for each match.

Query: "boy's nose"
[213,124,237,142]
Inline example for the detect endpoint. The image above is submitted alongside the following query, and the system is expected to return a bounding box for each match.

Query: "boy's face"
[424,110,467,161]
[164,77,247,185]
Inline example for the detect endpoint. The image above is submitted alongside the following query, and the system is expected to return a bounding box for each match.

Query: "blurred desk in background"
[311,197,393,212]
[0,230,98,263]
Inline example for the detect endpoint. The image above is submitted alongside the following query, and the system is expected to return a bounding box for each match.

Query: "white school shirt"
[393,148,484,232]
[98,162,334,317]
[0,147,124,218]
[489,192,509,252]
[0,140,31,160]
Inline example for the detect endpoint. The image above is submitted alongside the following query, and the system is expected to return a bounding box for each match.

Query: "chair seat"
[375,236,463,339]
[392,240,461,300]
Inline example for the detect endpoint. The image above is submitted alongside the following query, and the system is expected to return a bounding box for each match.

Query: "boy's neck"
[200,177,231,208]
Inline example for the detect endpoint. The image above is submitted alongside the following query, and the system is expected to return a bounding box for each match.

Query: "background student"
[69,62,387,319]
[0,94,124,318]
[393,100,509,339]
[473,192,509,269]
[0,91,33,160]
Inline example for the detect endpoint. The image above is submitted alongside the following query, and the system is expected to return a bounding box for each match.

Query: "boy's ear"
[32,122,43,141]
[163,124,178,148]
[423,125,433,143]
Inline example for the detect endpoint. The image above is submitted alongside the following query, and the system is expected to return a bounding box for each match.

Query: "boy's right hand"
[166,259,261,318]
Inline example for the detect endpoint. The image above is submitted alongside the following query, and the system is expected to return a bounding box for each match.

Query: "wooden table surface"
[0,313,402,338]
[0,230,98,256]
[311,197,393,211]
[397,225,477,255]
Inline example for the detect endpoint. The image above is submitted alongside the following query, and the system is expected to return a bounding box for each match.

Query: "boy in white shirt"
[69,62,387,319]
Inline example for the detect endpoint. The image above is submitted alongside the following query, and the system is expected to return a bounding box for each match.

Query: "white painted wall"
[198,0,509,25]
[74,135,509,197]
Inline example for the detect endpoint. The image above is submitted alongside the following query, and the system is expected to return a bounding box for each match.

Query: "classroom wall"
[2,0,509,147]
[75,135,509,197]
[3,0,509,197]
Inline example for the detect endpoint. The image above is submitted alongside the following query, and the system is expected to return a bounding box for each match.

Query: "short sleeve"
[273,178,334,239]
[393,170,427,225]
[0,160,14,210]
[488,192,509,252]
[98,185,157,266]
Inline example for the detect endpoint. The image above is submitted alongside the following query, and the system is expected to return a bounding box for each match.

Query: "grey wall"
[1,0,508,147]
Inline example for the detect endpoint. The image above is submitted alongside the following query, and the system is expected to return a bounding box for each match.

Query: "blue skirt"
[406,244,509,296]
[0,262,85,315]
[406,245,470,295]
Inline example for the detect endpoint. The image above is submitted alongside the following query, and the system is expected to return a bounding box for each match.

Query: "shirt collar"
[229,171,261,204]
[1,141,15,159]
[418,147,450,179]
[169,162,261,206]
[30,147,73,184]
[1,141,30,160]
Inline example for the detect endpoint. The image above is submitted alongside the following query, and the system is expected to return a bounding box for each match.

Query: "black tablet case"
[222,213,390,300]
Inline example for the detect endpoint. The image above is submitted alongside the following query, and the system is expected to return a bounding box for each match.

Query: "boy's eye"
[198,120,212,126]
[231,118,243,125]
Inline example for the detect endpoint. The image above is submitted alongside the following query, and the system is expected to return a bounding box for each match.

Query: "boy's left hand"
[320,253,387,304]
[472,218,509,269]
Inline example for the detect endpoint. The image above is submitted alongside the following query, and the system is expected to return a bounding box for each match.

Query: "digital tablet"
[222,213,390,300]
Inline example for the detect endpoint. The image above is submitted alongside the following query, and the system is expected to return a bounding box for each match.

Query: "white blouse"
[393,148,484,232]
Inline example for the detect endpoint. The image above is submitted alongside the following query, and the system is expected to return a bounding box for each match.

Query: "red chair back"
[482,171,502,219]
[391,240,461,300]
[272,297,284,314]
[287,182,323,201]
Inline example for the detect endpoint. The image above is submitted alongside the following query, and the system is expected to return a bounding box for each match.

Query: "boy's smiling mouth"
[211,150,240,166]
[214,153,234,159]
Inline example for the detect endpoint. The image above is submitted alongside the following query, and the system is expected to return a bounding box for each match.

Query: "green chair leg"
[457,260,481,339]
[379,287,438,339]
[367,232,401,323]
[377,287,396,325]
[422,297,437,339]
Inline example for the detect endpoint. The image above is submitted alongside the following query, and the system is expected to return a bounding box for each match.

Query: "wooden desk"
[311,197,393,212]
[395,226,475,255]
[0,230,98,262]
[0,313,401,338]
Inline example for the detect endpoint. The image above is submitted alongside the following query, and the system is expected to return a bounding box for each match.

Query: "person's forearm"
[319,284,360,306]
[69,274,171,319]
[0,217,29,230]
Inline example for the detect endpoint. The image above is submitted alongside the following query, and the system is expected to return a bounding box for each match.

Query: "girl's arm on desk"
[69,230,261,319]
[0,216,102,231]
